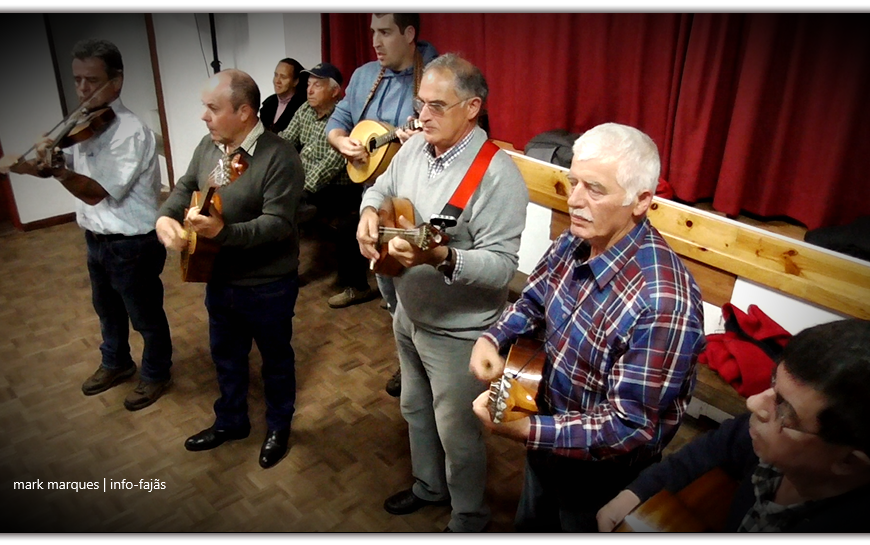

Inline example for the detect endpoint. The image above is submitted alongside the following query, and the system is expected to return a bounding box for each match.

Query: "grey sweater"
[361,127,529,338]
[158,130,304,286]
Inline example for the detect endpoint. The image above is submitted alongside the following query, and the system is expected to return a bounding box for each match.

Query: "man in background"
[260,58,307,134]
[327,12,438,398]
[280,63,370,305]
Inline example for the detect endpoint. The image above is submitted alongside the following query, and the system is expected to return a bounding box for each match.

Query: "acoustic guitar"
[180,153,248,282]
[614,467,739,532]
[347,118,422,184]
[371,197,449,277]
[488,338,546,424]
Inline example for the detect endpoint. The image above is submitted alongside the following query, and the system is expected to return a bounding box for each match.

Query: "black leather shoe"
[259,429,290,469]
[383,488,450,515]
[184,426,249,452]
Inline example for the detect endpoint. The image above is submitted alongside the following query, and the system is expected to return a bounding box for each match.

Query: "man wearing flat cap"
[279,63,371,303]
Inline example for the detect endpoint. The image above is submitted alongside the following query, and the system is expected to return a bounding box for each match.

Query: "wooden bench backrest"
[507,150,870,320]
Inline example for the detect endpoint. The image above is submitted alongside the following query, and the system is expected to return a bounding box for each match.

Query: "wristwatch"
[435,247,455,276]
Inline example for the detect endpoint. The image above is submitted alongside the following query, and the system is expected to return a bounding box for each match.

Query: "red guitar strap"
[431,140,500,229]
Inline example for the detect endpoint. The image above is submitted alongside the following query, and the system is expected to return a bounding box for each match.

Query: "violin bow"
[15,79,115,163]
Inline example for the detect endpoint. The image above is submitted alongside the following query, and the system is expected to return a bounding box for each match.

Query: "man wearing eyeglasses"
[597,318,870,532]
[355,53,528,532]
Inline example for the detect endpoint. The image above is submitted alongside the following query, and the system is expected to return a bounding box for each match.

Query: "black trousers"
[306,184,370,291]
[515,449,661,532]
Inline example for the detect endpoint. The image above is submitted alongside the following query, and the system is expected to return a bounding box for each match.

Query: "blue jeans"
[86,230,172,383]
[205,276,298,432]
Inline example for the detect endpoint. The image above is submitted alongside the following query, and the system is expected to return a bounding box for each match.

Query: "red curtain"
[322,13,870,230]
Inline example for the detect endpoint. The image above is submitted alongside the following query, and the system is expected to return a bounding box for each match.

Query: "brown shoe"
[124,379,171,411]
[385,367,401,398]
[327,286,379,309]
[81,364,136,396]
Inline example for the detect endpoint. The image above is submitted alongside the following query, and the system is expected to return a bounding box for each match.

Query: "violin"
[0,80,116,176]
[53,106,116,150]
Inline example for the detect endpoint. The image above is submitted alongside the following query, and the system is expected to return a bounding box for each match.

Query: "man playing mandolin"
[327,13,439,397]
[155,69,304,470]
[356,53,528,532]
[469,123,706,532]
[0,38,173,412]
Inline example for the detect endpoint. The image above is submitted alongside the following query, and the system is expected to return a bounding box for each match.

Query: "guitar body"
[179,152,248,283]
[488,338,546,424]
[180,191,222,283]
[614,467,739,532]
[347,119,422,184]
[373,197,417,277]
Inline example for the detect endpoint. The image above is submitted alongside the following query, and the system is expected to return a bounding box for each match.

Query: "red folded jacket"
[698,303,791,397]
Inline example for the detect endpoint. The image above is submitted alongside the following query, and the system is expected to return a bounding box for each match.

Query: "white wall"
[152,13,322,186]
[0,15,76,224]
[283,13,322,70]
[1,13,322,225]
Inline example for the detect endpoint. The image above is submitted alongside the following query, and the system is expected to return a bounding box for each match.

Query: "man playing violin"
[469,123,706,532]
[356,53,528,532]
[0,39,173,411]
[156,69,304,470]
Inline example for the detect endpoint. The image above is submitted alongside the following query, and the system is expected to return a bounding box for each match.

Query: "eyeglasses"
[769,370,819,436]
[413,97,468,117]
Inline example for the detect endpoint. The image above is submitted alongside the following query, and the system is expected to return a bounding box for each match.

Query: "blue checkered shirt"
[483,219,705,461]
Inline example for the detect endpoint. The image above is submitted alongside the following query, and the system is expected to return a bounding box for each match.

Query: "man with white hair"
[470,122,706,531]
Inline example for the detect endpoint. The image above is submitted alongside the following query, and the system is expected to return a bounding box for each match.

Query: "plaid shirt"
[483,219,705,461]
[425,129,475,180]
[279,103,350,193]
[737,463,816,532]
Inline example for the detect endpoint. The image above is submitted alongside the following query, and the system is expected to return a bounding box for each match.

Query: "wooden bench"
[504,149,870,420]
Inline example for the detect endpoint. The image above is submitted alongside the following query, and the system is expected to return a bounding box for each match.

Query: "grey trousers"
[393,307,490,532]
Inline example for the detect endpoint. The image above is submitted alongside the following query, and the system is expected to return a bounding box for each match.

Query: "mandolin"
[371,197,449,277]
[346,118,423,184]
[180,152,248,282]
[488,338,546,424]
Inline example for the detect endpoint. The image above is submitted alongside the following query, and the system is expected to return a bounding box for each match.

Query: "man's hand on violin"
[186,205,225,239]
[388,215,448,269]
[155,216,188,252]
[0,154,30,176]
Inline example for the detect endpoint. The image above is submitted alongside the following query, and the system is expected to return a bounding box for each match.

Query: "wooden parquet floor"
[0,219,710,533]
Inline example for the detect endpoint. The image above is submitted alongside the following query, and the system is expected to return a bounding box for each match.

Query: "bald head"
[201,69,261,148]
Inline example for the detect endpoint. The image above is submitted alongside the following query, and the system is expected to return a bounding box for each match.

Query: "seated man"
[279,63,374,305]
[470,122,706,532]
[598,318,870,533]
[261,57,307,133]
